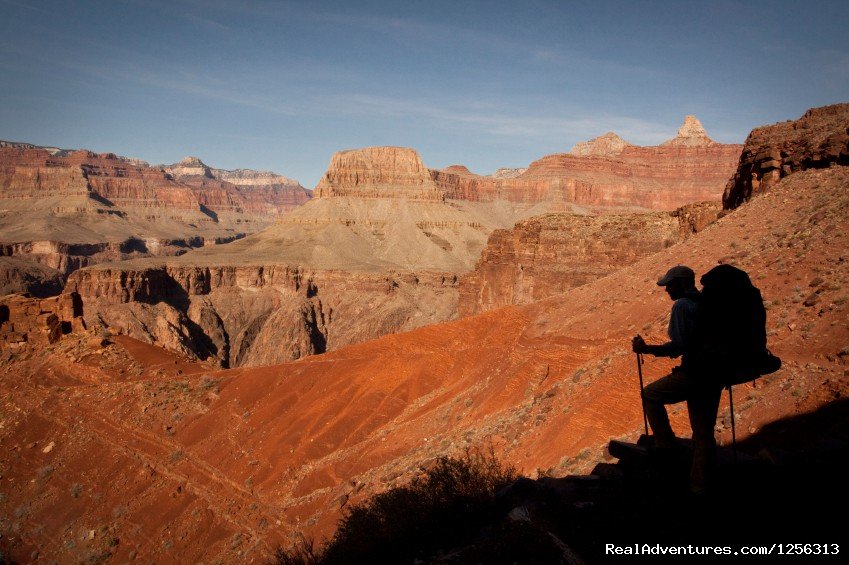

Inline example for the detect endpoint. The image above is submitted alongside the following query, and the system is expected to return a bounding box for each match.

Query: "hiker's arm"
[633,300,692,357]
[655,299,692,358]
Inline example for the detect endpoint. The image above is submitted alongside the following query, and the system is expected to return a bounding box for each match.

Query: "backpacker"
[696,264,782,386]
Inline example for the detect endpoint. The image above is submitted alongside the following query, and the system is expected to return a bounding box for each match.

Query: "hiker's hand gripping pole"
[632,335,650,436]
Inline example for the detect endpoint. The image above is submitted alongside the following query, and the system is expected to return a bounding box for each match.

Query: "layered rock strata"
[0,291,84,349]
[723,103,849,209]
[458,201,721,316]
[0,146,307,279]
[432,116,742,210]
[166,156,311,215]
[315,147,444,200]
[66,147,491,366]
[66,264,458,367]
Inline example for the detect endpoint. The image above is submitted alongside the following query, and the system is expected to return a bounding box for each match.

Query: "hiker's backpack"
[696,264,782,386]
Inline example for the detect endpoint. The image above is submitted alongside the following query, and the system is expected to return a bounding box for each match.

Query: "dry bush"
[274,448,517,564]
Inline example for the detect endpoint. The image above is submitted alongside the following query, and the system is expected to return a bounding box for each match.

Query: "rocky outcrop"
[570,132,632,156]
[661,115,715,147]
[432,117,742,209]
[315,147,444,200]
[66,265,458,367]
[0,291,84,349]
[723,103,849,209]
[458,201,721,316]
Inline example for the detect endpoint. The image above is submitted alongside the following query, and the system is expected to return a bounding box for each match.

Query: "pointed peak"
[662,115,715,146]
[570,131,631,157]
[177,156,207,167]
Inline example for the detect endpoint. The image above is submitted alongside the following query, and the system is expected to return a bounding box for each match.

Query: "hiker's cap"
[657,265,695,286]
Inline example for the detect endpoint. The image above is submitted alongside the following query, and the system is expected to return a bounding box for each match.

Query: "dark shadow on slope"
[498,398,849,564]
[277,400,849,564]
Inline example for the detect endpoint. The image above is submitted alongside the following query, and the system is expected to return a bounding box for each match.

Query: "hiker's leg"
[687,383,722,494]
[643,370,690,448]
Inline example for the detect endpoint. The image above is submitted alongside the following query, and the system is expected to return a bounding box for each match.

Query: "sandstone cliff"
[723,103,849,209]
[458,201,721,316]
[570,131,632,156]
[660,115,715,147]
[432,116,742,209]
[315,146,444,200]
[0,145,307,279]
[166,156,311,215]
[66,264,458,367]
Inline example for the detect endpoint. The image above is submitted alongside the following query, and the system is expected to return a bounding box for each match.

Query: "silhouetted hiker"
[632,265,722,494]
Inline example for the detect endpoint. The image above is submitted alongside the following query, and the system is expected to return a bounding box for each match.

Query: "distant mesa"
[436,116,742,209]
[314,146,444,201]
[168,155,214,178]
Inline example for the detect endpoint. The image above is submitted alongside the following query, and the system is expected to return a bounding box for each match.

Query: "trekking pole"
[727,385,737,463]
[636,352,649,437]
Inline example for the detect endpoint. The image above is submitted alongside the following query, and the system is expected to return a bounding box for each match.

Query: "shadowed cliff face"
[723,103,849,209]
[66,265,458,368]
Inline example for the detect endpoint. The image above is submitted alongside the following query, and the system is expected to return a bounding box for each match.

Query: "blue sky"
[1,0,847,187]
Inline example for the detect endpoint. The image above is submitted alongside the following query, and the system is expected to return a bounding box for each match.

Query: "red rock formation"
[66,264,459,367]
[315,146,444,200]
[570,131,633,156]
[432,117,742,210]
[166,156,311,215]
[458,201,721,316]
[723,103,849,209]
[0,146,309,276]
[0,291,84,349]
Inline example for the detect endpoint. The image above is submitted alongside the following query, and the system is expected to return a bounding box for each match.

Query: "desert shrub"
[274,448,517,564]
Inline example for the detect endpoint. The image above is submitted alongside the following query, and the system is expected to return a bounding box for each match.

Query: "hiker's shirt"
[657,290,700,369]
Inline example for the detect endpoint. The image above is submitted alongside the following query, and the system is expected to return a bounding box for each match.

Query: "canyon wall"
[66,264,457,367]
[166,156,311,215]
[62,133,742,365]
[0,146,307,281]
[458,201,721,316]
[723,103,849,209]
[0,256,65,297]
[432,116,742,210]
